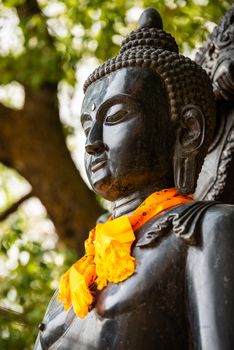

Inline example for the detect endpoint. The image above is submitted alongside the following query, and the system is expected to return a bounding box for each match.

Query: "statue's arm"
[186,204,234,350]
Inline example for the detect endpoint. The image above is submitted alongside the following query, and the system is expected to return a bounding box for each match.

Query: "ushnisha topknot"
[83,8,179,93]
[83,8,215,160]
[120,7,178,54]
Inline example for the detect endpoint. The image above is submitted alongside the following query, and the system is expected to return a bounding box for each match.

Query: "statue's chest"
[95,232,185,318]
[38,232,187,350]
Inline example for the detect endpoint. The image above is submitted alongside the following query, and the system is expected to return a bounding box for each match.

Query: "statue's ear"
[173,105,205,194]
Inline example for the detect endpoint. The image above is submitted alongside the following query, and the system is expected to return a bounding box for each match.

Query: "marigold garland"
[57,188,193,318]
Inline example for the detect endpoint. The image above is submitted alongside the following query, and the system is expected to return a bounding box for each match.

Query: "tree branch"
[16,0,41,18]
[0,191,32,222]
[0,306,36,326]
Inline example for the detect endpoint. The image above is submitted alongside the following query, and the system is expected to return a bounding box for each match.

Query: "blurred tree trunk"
[0,86,103,256]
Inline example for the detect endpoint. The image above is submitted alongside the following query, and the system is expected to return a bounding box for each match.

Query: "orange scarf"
[57,188,193,318]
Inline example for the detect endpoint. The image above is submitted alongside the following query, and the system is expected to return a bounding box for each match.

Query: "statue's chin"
[89,171,116,201]
[90,172,137,202]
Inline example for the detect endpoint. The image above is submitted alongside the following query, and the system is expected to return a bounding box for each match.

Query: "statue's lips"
[91,158,107,172]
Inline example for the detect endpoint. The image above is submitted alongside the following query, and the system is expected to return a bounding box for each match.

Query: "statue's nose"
[85,140,106,155]
[85,120,107,155]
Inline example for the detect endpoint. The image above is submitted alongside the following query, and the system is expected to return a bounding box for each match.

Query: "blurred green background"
[0,0,233,348]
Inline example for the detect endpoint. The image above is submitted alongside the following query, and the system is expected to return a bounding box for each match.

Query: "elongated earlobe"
[173,106,205,194]
[174,156,197,194]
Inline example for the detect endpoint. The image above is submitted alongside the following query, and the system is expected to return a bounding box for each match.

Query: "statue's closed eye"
[105,110,129,125]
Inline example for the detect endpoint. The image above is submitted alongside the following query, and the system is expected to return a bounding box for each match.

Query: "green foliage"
[0,0,233,88]
[0,165,77,349]
[0,208,77,349]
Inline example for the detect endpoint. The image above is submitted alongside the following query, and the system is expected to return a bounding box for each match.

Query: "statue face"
[81,67,175,201]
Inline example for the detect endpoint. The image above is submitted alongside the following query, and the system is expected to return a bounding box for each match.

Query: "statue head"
[81,8,215,201]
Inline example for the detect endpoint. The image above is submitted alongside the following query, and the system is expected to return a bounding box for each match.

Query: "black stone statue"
[34,7,234,350]
[195,3,234,203]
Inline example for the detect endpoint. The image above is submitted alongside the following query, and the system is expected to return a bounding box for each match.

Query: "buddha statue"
[34,8,234,350]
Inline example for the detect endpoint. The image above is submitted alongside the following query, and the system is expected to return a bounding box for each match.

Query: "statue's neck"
[113,184,169,218]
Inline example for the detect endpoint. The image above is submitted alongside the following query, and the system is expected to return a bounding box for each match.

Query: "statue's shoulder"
[186,202,234,278]
[202,202,234,221]
[200,202,234,243]
[136,201,234,249]
[174,201,234,246]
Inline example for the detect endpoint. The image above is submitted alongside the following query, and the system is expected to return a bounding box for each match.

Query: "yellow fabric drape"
[57,188,193,318]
